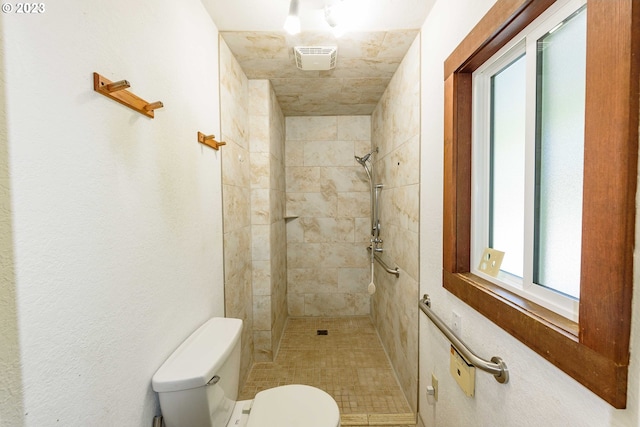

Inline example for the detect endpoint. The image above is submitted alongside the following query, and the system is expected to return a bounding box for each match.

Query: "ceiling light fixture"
[324,0,346,37]
[284,0,301,35]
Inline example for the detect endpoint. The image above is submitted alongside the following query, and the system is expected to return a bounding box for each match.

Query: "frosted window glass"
[534,7,586,299]
[489,55,526,278]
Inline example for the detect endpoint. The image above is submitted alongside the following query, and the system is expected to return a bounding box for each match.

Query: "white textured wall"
[418,0,640,426]
[1,0,224,425]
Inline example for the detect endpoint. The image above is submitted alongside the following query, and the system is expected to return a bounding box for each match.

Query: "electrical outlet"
[452,311,462,336]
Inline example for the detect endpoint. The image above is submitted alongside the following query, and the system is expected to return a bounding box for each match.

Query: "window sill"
[443,270,627,407]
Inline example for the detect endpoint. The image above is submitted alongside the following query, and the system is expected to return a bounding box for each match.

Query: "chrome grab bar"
[367,246,400,277]
[419,294,509,384]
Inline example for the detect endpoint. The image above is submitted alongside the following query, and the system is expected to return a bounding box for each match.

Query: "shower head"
[354,153,371,165]
[355,149,377,165]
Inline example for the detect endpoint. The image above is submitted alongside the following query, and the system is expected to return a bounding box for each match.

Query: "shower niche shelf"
[93,72,164,118]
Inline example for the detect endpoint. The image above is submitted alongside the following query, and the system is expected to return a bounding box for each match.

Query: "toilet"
[152,317,340,427]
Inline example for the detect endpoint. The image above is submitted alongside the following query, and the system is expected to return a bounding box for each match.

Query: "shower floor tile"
[239,317,415,426]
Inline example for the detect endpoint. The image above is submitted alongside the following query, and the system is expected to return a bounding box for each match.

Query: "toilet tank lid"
[152,317,242,393]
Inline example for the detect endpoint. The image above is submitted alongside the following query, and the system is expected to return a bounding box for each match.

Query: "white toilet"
[152,317,340,427]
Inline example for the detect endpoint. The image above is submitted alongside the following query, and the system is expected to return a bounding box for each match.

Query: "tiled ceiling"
[220,30,419,116]
[202,0,432,116]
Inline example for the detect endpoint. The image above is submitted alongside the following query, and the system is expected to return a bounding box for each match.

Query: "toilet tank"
[152,317,243,427]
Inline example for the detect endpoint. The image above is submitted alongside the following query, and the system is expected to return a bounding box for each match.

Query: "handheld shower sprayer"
[354,152,371,165]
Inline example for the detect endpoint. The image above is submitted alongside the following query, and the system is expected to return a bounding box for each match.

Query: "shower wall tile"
[252,260,271,296]
[287,242,369,269]
[288,293,305,317]
[251,152,271,188]
[221,39,254,386]
[304,293,356,316]
[271,189,285,221]
[285,218,304,242]
[370,33,420,413]
[286,116,372,317]
[253,331,272,362]
[337,192,370,218]
[303,141,354,166]
[250,117,269,153]
[285,142,304,166]
[338,267,370,293]
[248,79,288,363]
[222,139,251,188]
[355,218,372,243]
[286,116,338,141]
[288,268,339,294]
[286,167,322,192]
[251,224,271,261]
[354,293,371,315]
[249,80,270,116]
[338,116,371,140]
[286,192,338,218]
[251,189,270,225]
[300,218,355,243]
[253,295,271,331]
[320,167,369,193]
[223,185,251,233]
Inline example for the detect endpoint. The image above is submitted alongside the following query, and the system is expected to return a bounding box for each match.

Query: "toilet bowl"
[152,317,340,427]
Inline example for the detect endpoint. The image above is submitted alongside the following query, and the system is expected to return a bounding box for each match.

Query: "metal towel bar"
[419,294,509,384]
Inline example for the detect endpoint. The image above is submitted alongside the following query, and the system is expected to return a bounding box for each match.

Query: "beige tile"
[355,218,373,243]
[338,268,370,293]
[301,217,355,243]
[251,224,271,262]
[304,140,355,167]
[286,116,338,141]
[252,260,271,296]
[286,192,338,218]
[285,218,304,242]
[287,293,305,317]
[286,167,321,192]
[338,116,371,141]
[304,293,356,316]
[250,152,270,188]
[321,167,370,193]
[288,268,339,294]
[239,317,414,425]
[253,295,271,331]
[338,192,371,218]
[222,184,251,233]
[251,188,270,225]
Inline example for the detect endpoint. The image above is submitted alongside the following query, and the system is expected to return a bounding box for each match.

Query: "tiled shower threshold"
[239,317,416,427]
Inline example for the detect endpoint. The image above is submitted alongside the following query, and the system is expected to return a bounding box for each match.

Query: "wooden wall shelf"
[198,132,226,150]
[93,72,163,118]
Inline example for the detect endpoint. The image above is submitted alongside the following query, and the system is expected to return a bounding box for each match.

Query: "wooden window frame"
[443,0,639,408]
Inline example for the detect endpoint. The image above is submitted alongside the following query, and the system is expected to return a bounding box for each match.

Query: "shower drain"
[317,329,328,335]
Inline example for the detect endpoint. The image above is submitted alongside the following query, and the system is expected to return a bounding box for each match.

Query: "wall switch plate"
[449,346,475,397]
[431,373,439,401]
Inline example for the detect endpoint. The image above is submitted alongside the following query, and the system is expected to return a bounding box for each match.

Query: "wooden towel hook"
[197,132,226,151]
[93,72,163,119]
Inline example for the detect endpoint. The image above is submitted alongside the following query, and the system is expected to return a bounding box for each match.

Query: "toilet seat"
[246,384,340,427]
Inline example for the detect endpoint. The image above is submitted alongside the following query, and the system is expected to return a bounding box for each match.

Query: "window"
[471,0,586,322]
[443,0,639,409]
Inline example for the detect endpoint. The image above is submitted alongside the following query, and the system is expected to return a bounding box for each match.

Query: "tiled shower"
[220,34,420,419]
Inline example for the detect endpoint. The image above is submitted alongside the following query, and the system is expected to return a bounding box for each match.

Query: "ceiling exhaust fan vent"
[294,46,338,71]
